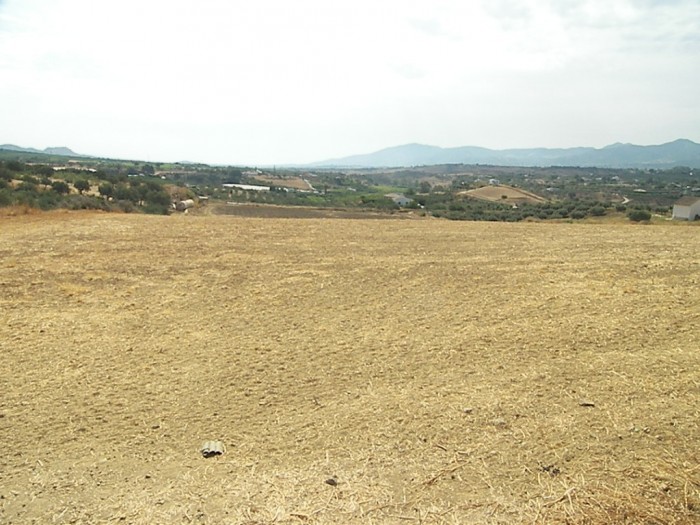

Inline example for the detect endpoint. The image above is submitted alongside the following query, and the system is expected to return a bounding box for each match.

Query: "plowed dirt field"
[1,212,698,524]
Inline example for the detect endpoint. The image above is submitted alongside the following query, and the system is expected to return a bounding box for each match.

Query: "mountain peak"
[0,144,83,157]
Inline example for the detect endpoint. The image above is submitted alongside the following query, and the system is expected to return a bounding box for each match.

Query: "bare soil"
[0,212,698,524]
[461,185,547,205]
[212,203,418,220]
[252,176,314,191]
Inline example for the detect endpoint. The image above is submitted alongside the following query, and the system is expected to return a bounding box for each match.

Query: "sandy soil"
[461,185,547,205]
[252,176,314,191]
[212,203,418,220]
[0,212,698,524]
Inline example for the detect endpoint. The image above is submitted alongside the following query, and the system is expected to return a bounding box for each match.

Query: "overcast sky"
[0,0,698,165]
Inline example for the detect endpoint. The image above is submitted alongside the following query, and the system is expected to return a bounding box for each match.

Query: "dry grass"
[252,175,314,191]
[460,185,547,205]
[0,212,698,524]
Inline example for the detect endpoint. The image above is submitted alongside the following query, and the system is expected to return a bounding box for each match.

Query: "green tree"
[114,184,137,202]
[74,179,90,194]
[33,165,54,178]
[17,180,38,193]
[51,180,70,194]
[6,160,24,172]
[98,182,114,199]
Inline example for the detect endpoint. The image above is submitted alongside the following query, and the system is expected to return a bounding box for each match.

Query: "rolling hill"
[0,144,83,157]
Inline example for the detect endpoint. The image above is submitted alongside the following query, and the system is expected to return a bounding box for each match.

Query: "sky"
[0,0,699,165]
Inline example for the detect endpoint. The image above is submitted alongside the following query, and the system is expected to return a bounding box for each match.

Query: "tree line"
[0,161,174,214]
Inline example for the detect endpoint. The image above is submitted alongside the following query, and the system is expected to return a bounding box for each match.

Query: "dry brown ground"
[252,176,313,191]
[461,186,547,205]
[0,212,699,525]
[212,203,419,220]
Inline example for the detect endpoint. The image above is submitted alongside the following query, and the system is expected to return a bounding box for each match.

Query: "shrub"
[17,181,38,193]
[98,182,114,199]
[0,188,12,206]
[37,192,60,210]
[60,195,106,210]
[114,200,136,213]
[142,203,170,215]
[628,209,651,222]
[6,160,24,172]
[74,179,90,194]
[51,180,70,194]
[589,206,606,216]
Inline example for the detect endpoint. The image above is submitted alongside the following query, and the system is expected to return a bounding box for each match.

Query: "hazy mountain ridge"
[314,139,700,168]
[0,144,83,157]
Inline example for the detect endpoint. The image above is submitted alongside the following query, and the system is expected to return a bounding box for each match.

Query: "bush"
[142,203,170,215]
[6,160,24,172]
[98,182,114,199]
[17,181,38,193]
[51,180,70,194]
[0,188,12,206]
[37,192,60,210]
[74,179,90,194]
[628,209,651,222]
[114,200,136,213]
[60,195,106,210]
[32,165,54,177]
[589,206,606,216]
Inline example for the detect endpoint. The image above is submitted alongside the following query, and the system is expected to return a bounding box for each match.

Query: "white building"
[672,196,700,220]
[222,183,270,191]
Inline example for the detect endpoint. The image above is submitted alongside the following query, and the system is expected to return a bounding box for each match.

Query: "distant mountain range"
[313,139,700,169]
[0,144,83,157]
[4,139,700,169]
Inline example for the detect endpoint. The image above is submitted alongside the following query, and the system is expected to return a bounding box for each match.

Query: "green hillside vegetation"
[0,160,175,214]
[1,148,698,222]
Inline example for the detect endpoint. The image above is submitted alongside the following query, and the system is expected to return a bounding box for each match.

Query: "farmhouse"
[672,196,700,220]
[385,193,413,207]
[222,183,270,191]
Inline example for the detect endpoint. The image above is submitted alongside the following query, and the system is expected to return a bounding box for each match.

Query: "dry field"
[0,212,699,524]
[252,176,314,191]
[460,186,547,205]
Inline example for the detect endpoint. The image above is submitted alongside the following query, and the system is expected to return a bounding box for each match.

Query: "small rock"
[579,400,595,407]
[325,478,338,487]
